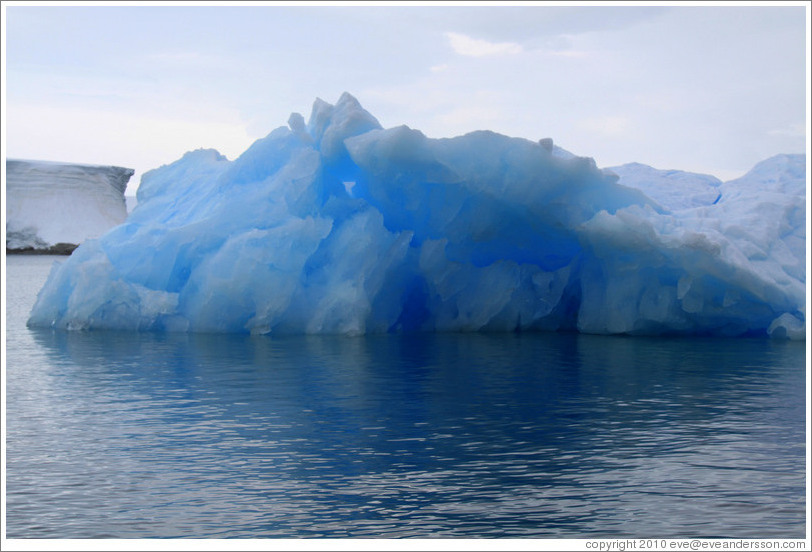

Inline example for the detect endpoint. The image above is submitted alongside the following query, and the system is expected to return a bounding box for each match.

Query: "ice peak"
[336,91,362,109]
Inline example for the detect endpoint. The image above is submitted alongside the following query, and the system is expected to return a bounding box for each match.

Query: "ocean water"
[4,255,807,539]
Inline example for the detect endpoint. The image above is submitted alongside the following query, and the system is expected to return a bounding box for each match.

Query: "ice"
[6,160,133,252]
[27,93,807,339]
[605,162,723,211]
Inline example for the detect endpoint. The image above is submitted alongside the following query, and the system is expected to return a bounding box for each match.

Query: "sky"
[2,1,809,196]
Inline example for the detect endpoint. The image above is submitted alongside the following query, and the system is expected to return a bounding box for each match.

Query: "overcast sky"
[3,2,809,194]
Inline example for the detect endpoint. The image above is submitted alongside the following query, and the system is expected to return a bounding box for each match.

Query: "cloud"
[767,122,805,138]
[542,48,590,59]
[141,50,238,73]
[445,32,523,57]
[437,104,502,130]
[577,116,631,137]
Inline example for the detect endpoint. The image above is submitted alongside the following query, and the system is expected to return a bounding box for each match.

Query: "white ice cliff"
[6,159,133,253]
[27,93,807,339]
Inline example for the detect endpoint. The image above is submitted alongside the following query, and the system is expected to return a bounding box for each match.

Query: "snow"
[27,93,807,339]
[605,162,723,211]
[6,159,133,251]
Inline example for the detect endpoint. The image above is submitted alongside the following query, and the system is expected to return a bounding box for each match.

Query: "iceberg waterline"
[28,93,806,339]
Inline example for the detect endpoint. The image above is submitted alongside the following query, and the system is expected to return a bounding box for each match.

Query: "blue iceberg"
[28,93,806,339]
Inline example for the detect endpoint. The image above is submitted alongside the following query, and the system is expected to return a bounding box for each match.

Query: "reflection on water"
[6,323,806,538]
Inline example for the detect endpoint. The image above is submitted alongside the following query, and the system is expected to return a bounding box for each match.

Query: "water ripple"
[5,256,807,538]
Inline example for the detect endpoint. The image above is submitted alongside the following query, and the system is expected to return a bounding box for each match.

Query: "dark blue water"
[5,255,807,538]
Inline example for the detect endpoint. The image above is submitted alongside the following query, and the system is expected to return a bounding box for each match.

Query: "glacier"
[27,93,806,339]
[6,159,133,253]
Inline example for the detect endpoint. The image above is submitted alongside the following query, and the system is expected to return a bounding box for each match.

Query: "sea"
[4,254,807,539]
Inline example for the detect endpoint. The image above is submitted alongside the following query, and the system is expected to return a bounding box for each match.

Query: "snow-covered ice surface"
[605,163,723,211]
[6,159,133,252]
[27,93,806,339]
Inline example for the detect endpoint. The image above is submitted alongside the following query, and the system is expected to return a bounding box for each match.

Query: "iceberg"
[6,159,133,253]
[27,93,806,339]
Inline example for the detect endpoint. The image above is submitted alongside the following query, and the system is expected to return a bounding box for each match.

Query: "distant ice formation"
[27,93,806,339]
[605,163,723,211]
[6,159,133,253]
